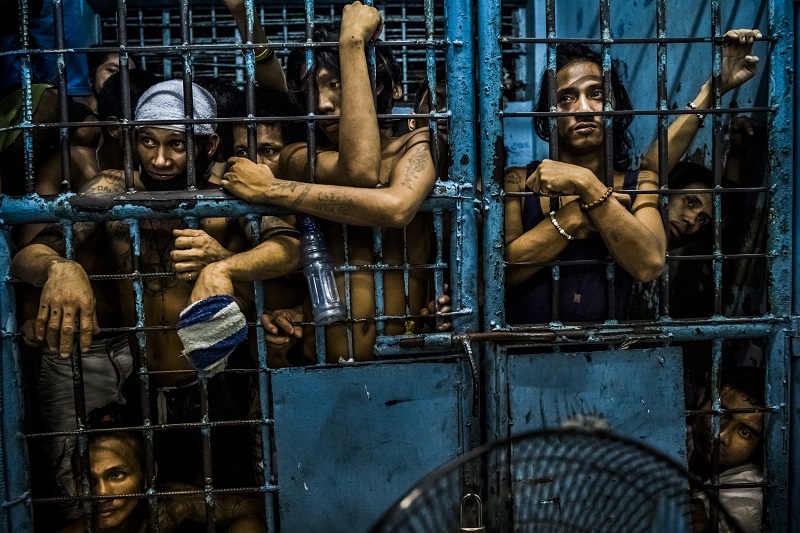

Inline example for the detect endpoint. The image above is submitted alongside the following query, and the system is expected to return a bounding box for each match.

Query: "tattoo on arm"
[317,190,354,215]
[289,184,312,209]
[400,144,429,191]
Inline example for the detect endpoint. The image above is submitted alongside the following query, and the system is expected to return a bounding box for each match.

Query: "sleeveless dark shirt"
[506,161,639,324]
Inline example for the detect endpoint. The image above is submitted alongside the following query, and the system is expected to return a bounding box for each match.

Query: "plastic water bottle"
[299,217,347,325]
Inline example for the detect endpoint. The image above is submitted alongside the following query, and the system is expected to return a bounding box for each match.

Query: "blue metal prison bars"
[0,0,796,531]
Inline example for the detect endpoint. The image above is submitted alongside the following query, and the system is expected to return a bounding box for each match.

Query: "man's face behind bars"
[555,59,608,156]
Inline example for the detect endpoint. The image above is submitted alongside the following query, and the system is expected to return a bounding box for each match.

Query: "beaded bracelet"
[549,211,575,241]
[254,46,275,63]
[580,186,613,211]
[686,101,706,128]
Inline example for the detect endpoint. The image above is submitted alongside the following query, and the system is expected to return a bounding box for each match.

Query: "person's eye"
[172,141,186,150]
[559,94,573,103]
[110,471,126,480]
[234,149,248,157]
[330,80,341,90]
[106,67,118,75]
[738,428,752,439]
[260,147,279,157]
[686,197,696,208]
[140,137,155,147]
[591,90,604,99]
[698,214,710,226]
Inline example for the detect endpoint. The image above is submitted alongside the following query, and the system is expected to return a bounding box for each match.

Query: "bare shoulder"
[398,128,430,154]
[278,141,310,180]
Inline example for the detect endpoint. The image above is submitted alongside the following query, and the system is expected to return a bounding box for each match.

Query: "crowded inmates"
[11,80,267,516]
[222,1,436,361]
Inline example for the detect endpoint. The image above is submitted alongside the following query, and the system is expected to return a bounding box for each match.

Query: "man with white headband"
[12,78,292,499]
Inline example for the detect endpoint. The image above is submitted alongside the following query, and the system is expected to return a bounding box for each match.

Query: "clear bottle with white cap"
[299,216,347,325]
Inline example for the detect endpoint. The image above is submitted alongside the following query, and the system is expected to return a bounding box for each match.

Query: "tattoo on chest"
[108,219,180,297]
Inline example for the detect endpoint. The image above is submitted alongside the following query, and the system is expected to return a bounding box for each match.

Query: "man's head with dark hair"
[72,403,147,531]
[692,367,765,469]
[722,366,765,408]
[194,78,243,162]
[226,87,305,169]
[666,161,714,244]
[533,43,634,171]
[286,24,402,135]
[96,69,159,123]
[86,45,138,99]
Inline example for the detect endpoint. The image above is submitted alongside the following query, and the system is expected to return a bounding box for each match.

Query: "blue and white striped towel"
[177,294,248,376]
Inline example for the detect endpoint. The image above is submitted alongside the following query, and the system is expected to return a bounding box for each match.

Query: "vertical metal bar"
[128,219,160,532]
[178,0,197,190]
[248,217,277,532]
[244,0,258,161]
[599,0,616,321]
[656,0,669,319]
[708,338,723,533]
[138,9,147,72]
[445,0,477,335]
[545,0,560,323]
[477,0,506,528]
[117,0,135,192]
[340,225,353,362]
[0,229,34,531]
[764,328,790,533]
[18,0,36,196]
[52,0,72,194]
[710,0,723,317]
[478,0,504,333]
[791,3,800,530]
[400,4,408,100]
[373,227,386,338]
[211,6,219,79]
[162,9,173,79]
[433,209,444,331]
[424,0,440,175]
[769,0,793,317]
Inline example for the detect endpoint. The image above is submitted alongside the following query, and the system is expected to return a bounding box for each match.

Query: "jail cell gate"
[0,0,797,532]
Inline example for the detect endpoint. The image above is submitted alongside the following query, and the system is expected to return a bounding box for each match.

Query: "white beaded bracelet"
[549,211,574,241]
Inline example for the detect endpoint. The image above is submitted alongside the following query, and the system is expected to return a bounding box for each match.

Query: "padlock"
[459,493,485,532]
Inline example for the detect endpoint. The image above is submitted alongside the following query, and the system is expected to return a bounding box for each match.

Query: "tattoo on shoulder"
[400,143,430,191]
[81,171,125,195]
[504,168,523,185]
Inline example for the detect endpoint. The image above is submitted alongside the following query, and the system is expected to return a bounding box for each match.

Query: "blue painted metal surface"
[0,231,34,531]
[270,360,471,532]
[507,347,687,461]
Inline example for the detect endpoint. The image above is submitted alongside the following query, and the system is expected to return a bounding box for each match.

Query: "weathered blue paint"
[0,231,34,531]
[508,347,686,461]
[270,360,471,532]
[445,0,478,336]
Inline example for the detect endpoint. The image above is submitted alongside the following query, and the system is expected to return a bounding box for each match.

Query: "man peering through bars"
[222,1,437,362]
[688,367,765,533]
[58,402,266,533]
[629,28,763,319]
[504,43,666,324]
[10,79,282,499]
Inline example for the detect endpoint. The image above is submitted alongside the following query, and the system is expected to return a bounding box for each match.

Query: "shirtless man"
[222,1,436,362]
[504,43,666,324]
[11,80,280,491]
